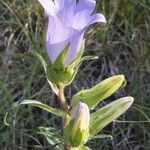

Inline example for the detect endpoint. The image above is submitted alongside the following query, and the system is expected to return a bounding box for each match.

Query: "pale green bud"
[64,102,90,147]
[71,102,90,131]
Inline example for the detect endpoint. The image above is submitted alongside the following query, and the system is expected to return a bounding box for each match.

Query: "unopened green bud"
[64,102,90,147]
[71,102,90,131]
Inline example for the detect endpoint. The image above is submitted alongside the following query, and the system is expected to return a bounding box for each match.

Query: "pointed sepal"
[71,75,125,109]
[89,97,134,137]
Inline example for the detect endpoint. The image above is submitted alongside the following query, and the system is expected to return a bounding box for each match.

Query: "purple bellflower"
[38,0,106,67]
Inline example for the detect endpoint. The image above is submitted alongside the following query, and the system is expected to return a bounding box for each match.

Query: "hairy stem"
[58,83,70,150]
[58,83,69,114]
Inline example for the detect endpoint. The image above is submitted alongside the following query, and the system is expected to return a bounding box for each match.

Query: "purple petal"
[57,0,76,26]
[64,30,85,67]
[70,11,106,30]
[46,39,69,63]
[38,0,58,16]
[46,16,74,44]
[76,0,96,14]
[54,0,64,10]
[88,13,106,26]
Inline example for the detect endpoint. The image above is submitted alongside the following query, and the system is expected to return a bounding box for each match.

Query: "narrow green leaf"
[71,75,125,109]
[38,132,63,149]
[31,51,47,72]
[20,100,66,117]
[38,130,62,143]
[37,127,64,150]
[46,75,59,95]
[89,97,134,137]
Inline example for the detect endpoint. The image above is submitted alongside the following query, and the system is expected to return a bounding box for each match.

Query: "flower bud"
[64,102,90,147]
[71,102,90,131]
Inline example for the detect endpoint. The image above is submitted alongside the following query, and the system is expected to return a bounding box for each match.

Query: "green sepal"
[46,68,74,86]
[89,97,134,138]
[52,44,70,70]
[64,120,89,147]
[64,39,85,85]
[31,51,59,95]
[70,146,91,150]
[49,41,84,85]
[20,100,66,117]
[71,75,125,110]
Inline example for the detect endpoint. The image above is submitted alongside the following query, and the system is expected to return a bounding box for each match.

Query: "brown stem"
[64,144,70,150]
[58,83,69,114]
[57,83,70,150]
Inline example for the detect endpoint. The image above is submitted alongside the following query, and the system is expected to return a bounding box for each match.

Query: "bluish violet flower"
[38,0,106,67]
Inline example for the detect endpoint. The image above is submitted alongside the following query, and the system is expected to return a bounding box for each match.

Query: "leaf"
[38,127,63,150]
[31,51,59,95]
[46,75,59,95]
[53,44,70,70]
[71,75,125,110]
[31,51,47,72]
[20,100,66,117]
[89,97,134,138]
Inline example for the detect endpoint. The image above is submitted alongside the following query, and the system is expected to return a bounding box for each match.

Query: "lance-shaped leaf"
[71,75,125,109]
[89,97,134,138]
[20,100,66,117]
[37,127,63,150]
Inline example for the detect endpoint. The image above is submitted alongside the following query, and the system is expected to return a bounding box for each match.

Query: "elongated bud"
[71,102,90,131]
[64,102,90,147]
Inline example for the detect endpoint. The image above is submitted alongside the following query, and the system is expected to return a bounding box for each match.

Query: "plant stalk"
[58,83,70,150]
[58,83,69,114]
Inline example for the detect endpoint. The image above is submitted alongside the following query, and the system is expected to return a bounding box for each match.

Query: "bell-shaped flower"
[38,0,106,67]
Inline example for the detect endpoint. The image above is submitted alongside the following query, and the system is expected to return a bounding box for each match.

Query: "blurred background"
[0,0,150,149]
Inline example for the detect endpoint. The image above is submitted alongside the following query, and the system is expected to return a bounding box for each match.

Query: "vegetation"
[0,0,150,149]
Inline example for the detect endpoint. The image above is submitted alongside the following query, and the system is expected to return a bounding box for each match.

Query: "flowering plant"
[18,0,133,150]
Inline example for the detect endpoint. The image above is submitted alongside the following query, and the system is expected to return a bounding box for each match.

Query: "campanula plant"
[18,0,134,150]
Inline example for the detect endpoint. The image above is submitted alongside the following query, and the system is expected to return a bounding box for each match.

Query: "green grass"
[0,0,150,149]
